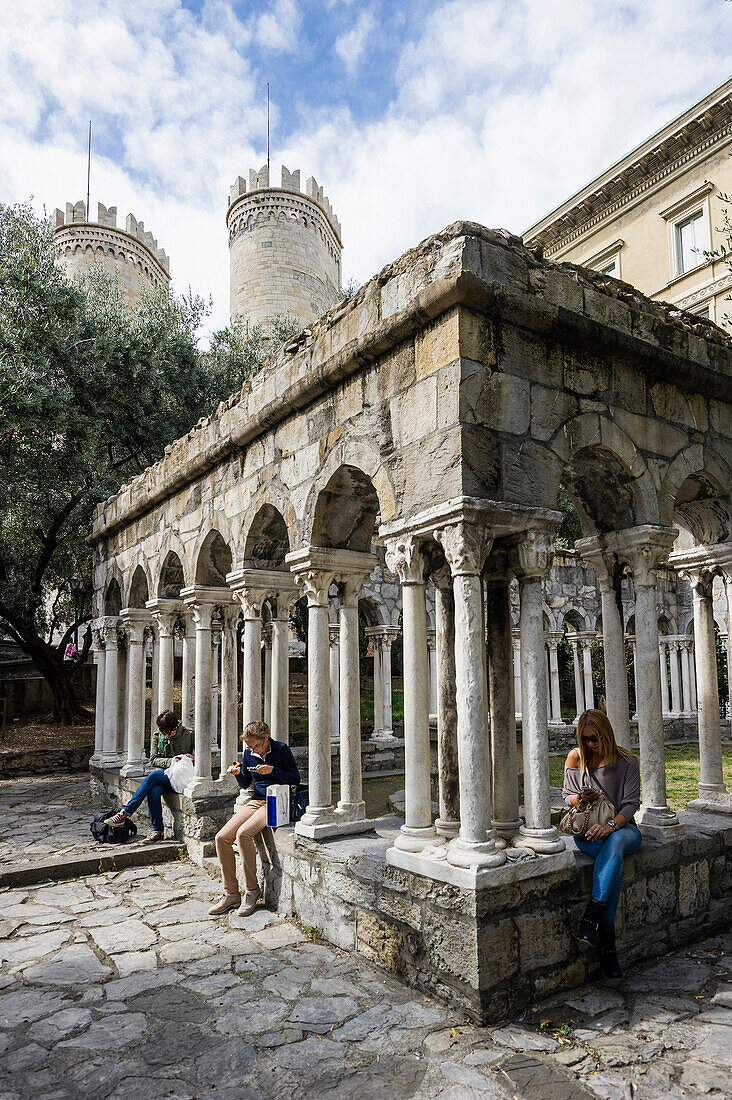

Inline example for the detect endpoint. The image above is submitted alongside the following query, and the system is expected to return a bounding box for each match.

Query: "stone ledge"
[0,745,93,779]
[0,840,184,888]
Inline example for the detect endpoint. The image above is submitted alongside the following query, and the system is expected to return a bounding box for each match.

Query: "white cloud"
[335,9,375,73]
[0,0,728,340]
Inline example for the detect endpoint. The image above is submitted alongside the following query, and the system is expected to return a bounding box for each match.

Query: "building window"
[598,258,619,277]
[676,211,707,275]
[584,239,624,280]
[689,301,710,320]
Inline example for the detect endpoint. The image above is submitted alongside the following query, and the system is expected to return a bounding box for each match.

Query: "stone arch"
[658,444,732,547]
[309,465,380,552]
[157,549,185,599]
[561,608,588,634]
[549,413,658,534]
[104,572,123,615]
[194,527,234,586]
[242,503,291,569]
[542,602,556,631]
[302,443,396,549]
[358,595,385,627]
[126,563,151,608]
[239,483,298,565]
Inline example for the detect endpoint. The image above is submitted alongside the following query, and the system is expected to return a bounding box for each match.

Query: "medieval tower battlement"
[226,164,342,328]
[53,200,170,307]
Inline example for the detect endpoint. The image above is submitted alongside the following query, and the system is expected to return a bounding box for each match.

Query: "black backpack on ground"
[90,810,138,844]
[290,785,309,823]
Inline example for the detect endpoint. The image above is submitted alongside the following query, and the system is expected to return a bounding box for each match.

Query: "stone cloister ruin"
[89,222,732,1018]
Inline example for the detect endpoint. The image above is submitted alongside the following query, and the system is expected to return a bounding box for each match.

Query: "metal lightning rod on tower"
[266,83,270,178]
[86,121,92,220]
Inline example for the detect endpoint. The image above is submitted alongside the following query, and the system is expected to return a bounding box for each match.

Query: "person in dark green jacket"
[104,710,193,842]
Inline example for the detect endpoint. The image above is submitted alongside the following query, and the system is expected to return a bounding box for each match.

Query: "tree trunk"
[17,633,90,724]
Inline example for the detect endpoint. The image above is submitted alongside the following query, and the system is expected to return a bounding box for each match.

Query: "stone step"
[0,839,185,888]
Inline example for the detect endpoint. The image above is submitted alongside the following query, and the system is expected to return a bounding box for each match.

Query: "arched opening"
[158,551,184,599]
[244,505,290,569]
[673,471,732,551]
[104,578,122,615]
[559,446,640,537]
[195,531,233,587]
[127,566,149,609]
[311,465,380,551]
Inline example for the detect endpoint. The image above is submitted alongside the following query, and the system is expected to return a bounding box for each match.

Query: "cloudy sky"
[1,0,729,336]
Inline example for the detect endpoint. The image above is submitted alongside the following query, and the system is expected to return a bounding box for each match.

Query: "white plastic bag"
[164,755,195,795]
[266,783,290,827]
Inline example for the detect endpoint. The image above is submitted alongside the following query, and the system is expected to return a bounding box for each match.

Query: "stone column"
[336,574,372,826]
[427,629,438,716]
[210,627,221,750]
[100,617,125,767]
[433,569,460,838]
[679,640,692,715]
[619,529,682,837]
[120,610,149,778]
[659,641,670,716]
[238,593,264,729]
[669,640,682,715]
[544,643,551,721]
[181,587,225,795]
[90,623,106,766]
[329,623,340,744]
[512,531,565,854]
[147,600,179,714]
[219,605,239,779]
[547,632,563,724]
[570,638,585,719]
[485,570,521,841]
[726,574,732,718]
[287,552,337,836]
[689,646,698,710]
[580,634,595,711]
[148,623,159,748]
[380,630,397,738]
[368,628,384,739]
[263,624,273,728]
[271,612,291,744]
[512,629,522,718]
[180,611,196,730]
[385,535,437,852]
[685,567,729,807]
[435,520,505,870]
[631,639,639,719]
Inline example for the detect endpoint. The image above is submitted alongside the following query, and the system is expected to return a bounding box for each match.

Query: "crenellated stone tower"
[52,200,170,308]
[226,164,342,328]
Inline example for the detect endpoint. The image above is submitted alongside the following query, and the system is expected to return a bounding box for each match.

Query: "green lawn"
[549,744,732,811]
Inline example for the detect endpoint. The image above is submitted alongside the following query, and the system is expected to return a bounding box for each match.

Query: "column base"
[216,771,239,790]
[394,824,438,852]
[687,789,732,815]
[370,730,398,743]
[120,760,147,779]
[434,817,460,839]
[512,825,566,854]
[447,836,506,870]
[387,843,574,890]
[636,803,685,839]
[335,799,367,821]
[183,776,220,800]
[89,752,105,768]
[492,818,522,843]
[297,814,376,840]
[99,752,126,769]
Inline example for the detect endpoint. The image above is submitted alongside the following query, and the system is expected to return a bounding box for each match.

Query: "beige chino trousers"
[215,799,267,894]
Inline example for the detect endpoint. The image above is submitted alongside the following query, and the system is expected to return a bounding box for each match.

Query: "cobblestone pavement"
[0,776,102,870]
[1,860,730,1100]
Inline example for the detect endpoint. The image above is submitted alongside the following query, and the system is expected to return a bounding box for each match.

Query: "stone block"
[415,309,460,379]
[460,366,530,435]
[624,869,677,929]
[515,910,572,969]
[477,917,519,989]
[356,910,401,972]
[678,859,710,917]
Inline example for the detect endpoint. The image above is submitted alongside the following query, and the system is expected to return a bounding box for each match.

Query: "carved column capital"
[293,568,333,607]
[234,587,269,620]
[328,623,340,647]
[610,526,677,587]
[433,520,493,577]
[512,529,555,579]
[384,534,428,586]
[98,616,122,648]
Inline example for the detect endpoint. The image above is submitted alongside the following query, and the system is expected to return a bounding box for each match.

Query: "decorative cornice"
[674,271,732,310]
[525,89,732,256]
[54,222,170,281]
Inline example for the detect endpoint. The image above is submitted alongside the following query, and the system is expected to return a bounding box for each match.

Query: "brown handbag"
[559,769,616,837]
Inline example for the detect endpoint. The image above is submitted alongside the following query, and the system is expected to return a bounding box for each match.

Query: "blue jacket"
[236,739,301,798]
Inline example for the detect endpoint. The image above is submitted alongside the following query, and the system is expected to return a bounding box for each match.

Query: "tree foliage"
[554,484,583,550]
[0,201,298,720]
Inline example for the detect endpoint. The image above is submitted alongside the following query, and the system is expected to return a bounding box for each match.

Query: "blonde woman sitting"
[563,709,641,978]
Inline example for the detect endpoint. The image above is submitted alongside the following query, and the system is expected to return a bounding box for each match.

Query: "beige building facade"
[53,200,170,308]
[525,77,732,328]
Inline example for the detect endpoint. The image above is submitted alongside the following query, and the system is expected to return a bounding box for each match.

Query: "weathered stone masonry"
[89,220,732,1018]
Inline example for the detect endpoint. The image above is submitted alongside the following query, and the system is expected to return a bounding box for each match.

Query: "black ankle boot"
[578,898,605,947]
[598,923,622,978]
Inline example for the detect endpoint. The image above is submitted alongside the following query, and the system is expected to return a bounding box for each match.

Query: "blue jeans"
[574,824,642,927]
[123,769,173,833]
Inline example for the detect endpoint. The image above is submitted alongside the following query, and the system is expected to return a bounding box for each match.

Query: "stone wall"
[0,745,93,778]
[0,663,96,720]
[262,813,732,1023]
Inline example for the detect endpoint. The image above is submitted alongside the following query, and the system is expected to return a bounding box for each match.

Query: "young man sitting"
[104,710,194,842]
[209,720,300,917]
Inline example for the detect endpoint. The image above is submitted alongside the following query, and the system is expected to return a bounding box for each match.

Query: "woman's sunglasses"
[581,734,599,745]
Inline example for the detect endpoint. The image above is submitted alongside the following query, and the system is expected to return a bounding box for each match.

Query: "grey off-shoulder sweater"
[562,754,641,823]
